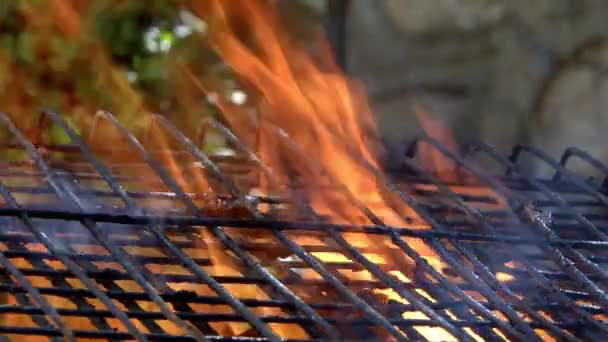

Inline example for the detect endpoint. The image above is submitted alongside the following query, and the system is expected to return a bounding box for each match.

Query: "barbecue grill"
[0,107,606,342]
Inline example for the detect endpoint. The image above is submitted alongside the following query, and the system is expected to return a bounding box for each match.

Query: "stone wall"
[341,0,608,177]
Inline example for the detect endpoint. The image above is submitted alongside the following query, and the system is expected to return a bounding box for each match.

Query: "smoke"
[34,172,137,257]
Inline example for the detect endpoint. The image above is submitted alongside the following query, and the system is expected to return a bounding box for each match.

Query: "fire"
[187,0,451,339]
[0,1,521,341]
[415,103,458,180]
[193,0,436,246]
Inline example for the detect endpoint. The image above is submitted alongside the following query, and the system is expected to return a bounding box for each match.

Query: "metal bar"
[72,180,219,335]
[454,243,581,342]
[0,184,148,341]
[41,110,221,335]
[414,275,501,342]
[0,326,333,342]
[525,263,608,337]
[1,108,607,340]
[466,142,608,312]
[0,272,63,342]
[0,185,283,208]
[556,147,608,188]
[0,242,75,340]
[5,239,126,336]
[6,113,211,341]
[126,114,380,336]
[5,233,167,335]
[418,138,608,336]
[104,111,410,340]
[0,207,607,247]
[0,303,593,331]
[499,145,608,241]
[88,110,288,342]
[129,112,368,339]
[0,112,188,342]
[367,162,548,339]
[511,145,603,193]
[400,136,608,338]
[207,120,468,340]
[219,120,476,341]
[390,149,581,340]
[1,261,601,306]
[0,281,599,315]
[262,122,548,340]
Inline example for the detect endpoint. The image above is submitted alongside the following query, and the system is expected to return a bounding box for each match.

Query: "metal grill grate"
[0,109,605,341]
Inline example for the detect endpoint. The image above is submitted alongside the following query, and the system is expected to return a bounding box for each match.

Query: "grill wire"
[0,109,605,341]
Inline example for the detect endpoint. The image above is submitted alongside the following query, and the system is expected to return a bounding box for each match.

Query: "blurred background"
[1,0,608,176]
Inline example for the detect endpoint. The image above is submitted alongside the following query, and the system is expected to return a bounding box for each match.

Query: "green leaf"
[49,36,80,72]
[0,35,16,61]
[49,116,80,145]
[15,32,34,64]
[133,55,168,82]
[2,149,29,162]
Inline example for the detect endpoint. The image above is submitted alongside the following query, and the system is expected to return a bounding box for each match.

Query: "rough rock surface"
[532,39,608,178]
[342,0,608,174]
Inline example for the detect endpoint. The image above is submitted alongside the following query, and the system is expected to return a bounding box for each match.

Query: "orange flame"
[186,2,453,339]
[1,1,520,341]
[415,103,458,180]
[193,0,435,245]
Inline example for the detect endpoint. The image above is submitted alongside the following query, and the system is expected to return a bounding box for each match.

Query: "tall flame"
[0,1,483,340]
[187,2,452,339]
[192,0,436,253]
[415,103,458,180]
